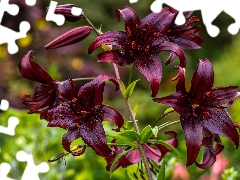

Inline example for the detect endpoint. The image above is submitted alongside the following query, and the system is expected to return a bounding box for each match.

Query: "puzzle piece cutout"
[0,116,19,136]
[16,151,49,180]
[0,163,16,180]
[46,1,82,25]
[0,99,19,136]
[129,0,138,3]
[150,0,240,37]
[0,99,9,111]
[0,0,36,54]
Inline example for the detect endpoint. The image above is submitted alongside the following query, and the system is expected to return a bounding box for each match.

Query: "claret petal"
[19,50,53,84]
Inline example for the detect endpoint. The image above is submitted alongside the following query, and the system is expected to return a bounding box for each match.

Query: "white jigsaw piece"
[0,163,16,180]
[0,0,36,54]
[0,99,19,136]
[46,1,83,25]
[0,116,19,136]
[150,0,240,37]
[129,0,138,3]
[16,151,49,180]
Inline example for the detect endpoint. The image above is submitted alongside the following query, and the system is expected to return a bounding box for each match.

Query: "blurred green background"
[1,0,240,179]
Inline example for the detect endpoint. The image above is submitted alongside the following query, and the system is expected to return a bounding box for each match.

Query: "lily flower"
[88,6,186,97]
[19,50,78,120]
[167,11,203,49]
[154,58,239,167]
[105,131,178,172]
[47,75,124,157]
[45,26,92,49]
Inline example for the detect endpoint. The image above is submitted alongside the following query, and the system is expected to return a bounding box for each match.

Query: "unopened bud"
[45,26,92,49]
[47,4,84,22]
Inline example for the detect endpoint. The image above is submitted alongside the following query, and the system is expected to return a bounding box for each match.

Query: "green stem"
[113,63,153,180]
[128,64,135,85]
[152,109,175,127]
[72,77,96,81]
[107,143,129,147]
[83,14,101,36]
[158,120,180,130]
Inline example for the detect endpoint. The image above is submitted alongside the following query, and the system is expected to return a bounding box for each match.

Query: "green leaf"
[109,148,134,178]
[112,130,139,148]
[148,139,182,158]
[158,159,166,180]
[152,126,159,137]
[125,169,137,180]
[124,79,140,99]
[119,80,126,94]
[132,102,142,118]
[139,125,153,144]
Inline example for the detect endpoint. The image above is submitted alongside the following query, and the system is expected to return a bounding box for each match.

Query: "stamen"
[76,122,81,129]
[28,102,38,105]
[126,26,131,36]
[205,91,211,97]
[72,98,77,103]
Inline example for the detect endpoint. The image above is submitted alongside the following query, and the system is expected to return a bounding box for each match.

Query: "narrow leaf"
[110,148,134,178]
[119,80,126,94]
[132,102,142,118]
[139,125,153,144]
[112,130,139,148]
[158,159,166,180]
[124,79,140,99]
[125,169,138,180]
[148,139,182,158]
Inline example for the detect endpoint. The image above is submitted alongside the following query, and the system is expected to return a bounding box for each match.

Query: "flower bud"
[45,26,92,49]
[47,4,84,22]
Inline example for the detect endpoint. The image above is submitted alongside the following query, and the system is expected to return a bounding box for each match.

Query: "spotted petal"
[88,31,128,54]
[190,58,214,102]
[80,118,112,157]
[140,7,177,41]
[47,103,77,129]
[77,75,119,110]
[202,86,240,107]
[153,92,192,117]
[98,105,124,131]
[180,116,203,166]
[202,108,239,148]
[116,6,140,35]
[134,53,162,97]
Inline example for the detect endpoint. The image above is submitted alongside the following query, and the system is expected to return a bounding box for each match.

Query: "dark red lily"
[88,6,186,97]
[154,58,239,167]
[47,75,124,157]
[167,11,203,49]
[19,50,78,120]
[105,131,178,172]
